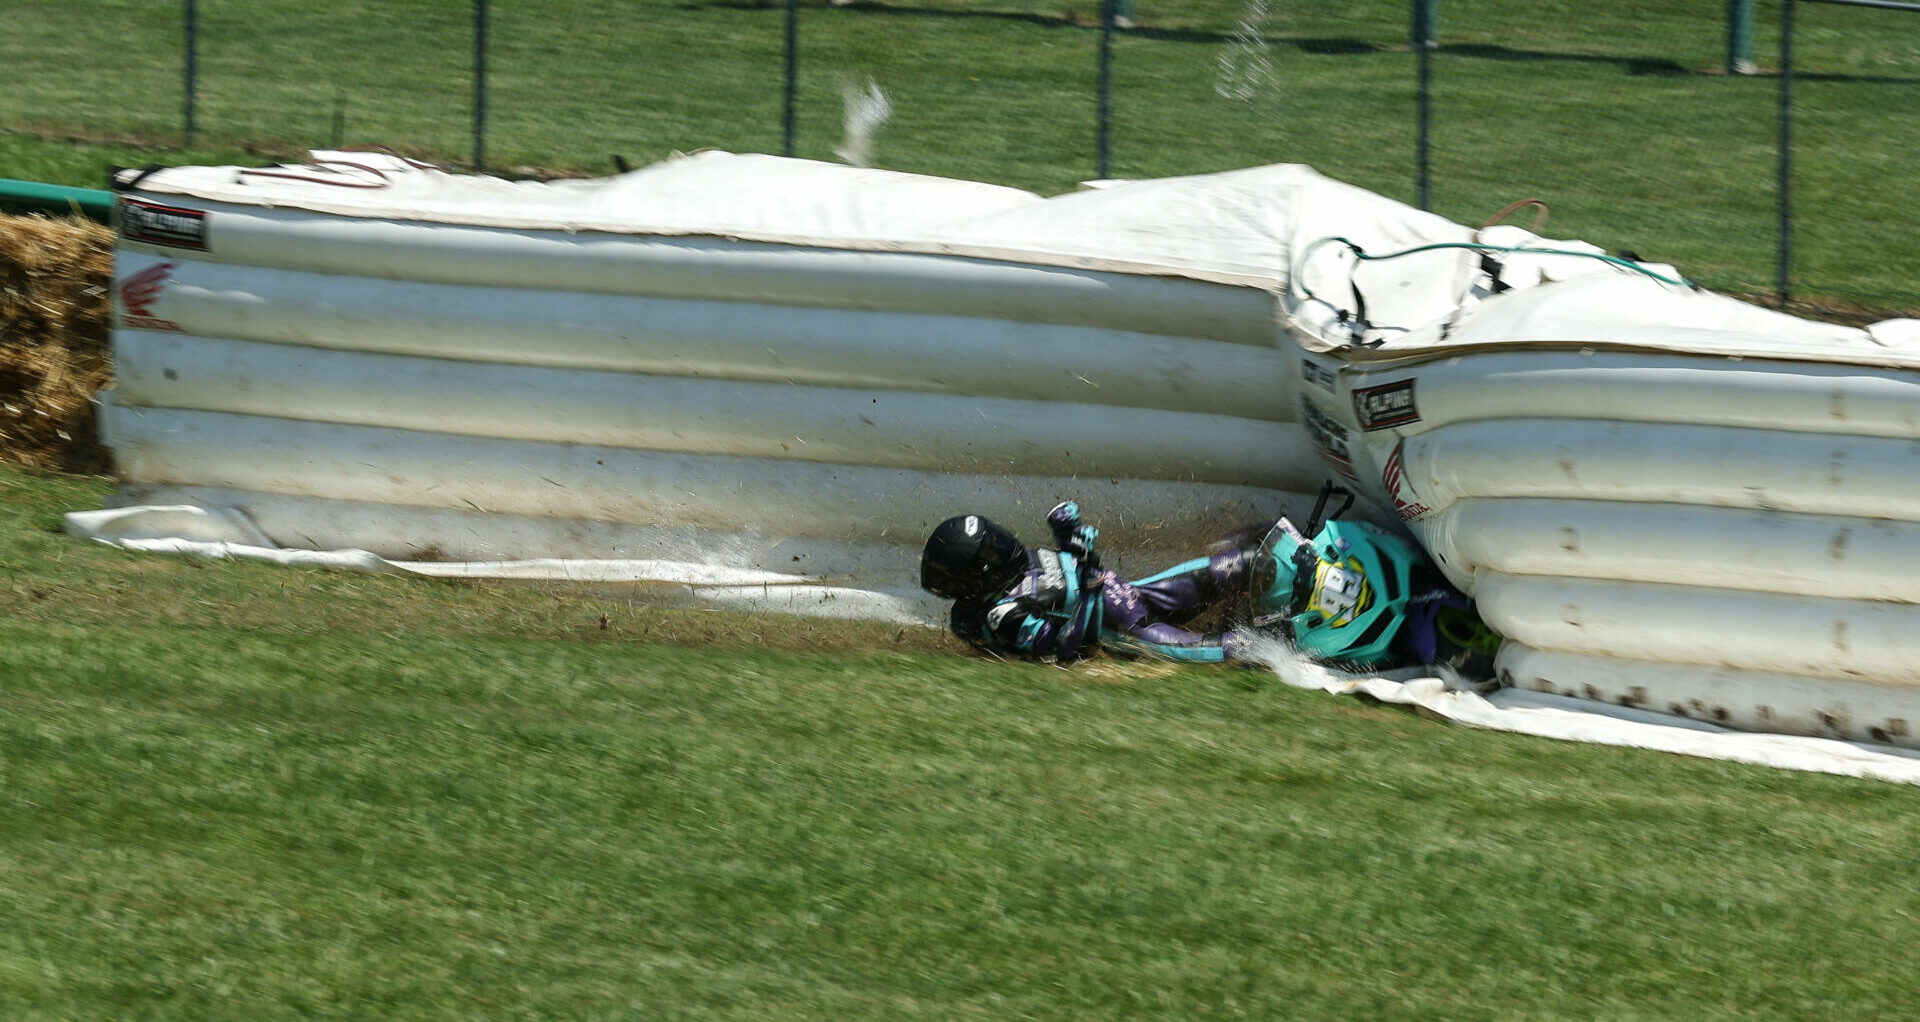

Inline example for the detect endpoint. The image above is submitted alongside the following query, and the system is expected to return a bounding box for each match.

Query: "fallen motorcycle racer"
[918,494,1498,674]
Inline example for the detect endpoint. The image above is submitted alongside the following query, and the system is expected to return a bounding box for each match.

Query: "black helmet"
[920,514,1027,600]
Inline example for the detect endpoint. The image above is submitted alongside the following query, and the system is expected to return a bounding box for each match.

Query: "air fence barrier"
[79,149,1920,753]
[93,151,1326,624]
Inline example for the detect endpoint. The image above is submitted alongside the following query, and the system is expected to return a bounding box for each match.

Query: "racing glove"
[1047,501,1100,570]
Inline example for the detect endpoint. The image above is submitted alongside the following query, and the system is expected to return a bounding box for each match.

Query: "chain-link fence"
[6,0,1916,312]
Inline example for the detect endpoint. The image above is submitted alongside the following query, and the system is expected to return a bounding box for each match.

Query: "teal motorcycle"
[1245,483,1500,677]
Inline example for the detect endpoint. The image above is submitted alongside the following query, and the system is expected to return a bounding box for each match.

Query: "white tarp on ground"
[1241,637,1920,786]
[66,504,1920,786]
[64,505,941,623]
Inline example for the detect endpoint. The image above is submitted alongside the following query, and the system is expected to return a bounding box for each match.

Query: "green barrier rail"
[0,178,114,223]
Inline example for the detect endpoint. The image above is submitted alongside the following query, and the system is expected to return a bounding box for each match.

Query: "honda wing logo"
[1382,440,1434,522]
[119,261,181,331]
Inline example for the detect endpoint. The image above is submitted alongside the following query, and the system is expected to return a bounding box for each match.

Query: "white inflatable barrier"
[109,332,1312,485]
[85,149,1920,760]
[121,196,1284,342]
[1398,418,1920,521]
[1495,645,1920,748]
[1425,499,1920,603]
[1472,573,1920,687]
[101,404,1292,548]
[108,253,1290,416]
[97,152,1391,614]
[1293,263,1920,748]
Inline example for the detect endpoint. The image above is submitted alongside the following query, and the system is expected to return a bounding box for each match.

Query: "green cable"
[1296,235,1695,312]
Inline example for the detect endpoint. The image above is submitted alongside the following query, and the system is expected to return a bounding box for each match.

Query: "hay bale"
[0,212,114,472]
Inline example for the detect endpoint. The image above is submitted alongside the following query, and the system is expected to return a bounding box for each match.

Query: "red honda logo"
[119,261,180,330]
[1383,440,1434,522]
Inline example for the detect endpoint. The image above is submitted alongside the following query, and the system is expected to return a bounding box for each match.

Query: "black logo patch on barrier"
[1299,396,1356,479]
[120,197,209,251]
[1352,378,1420,432]
[1300,358,1338,392]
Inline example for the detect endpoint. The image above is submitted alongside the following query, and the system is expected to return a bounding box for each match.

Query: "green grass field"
[4,0,1917,313]
[6,3,1920,1015]
[7,464,1920,1019]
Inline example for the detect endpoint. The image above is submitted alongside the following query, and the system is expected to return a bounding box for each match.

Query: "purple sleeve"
[986,594,1099,663]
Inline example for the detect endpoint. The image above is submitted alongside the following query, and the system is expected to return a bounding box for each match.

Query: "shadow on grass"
[699,1,1920,83]
[1446,42,1920,83]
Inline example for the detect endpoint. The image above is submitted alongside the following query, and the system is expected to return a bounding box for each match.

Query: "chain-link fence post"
[1413,0,1437,210]
[1097,0,1115,180]
[473,0,489,171]
[183,0,199,146]
[1777,0,1795,304]
[784,0,798,157]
